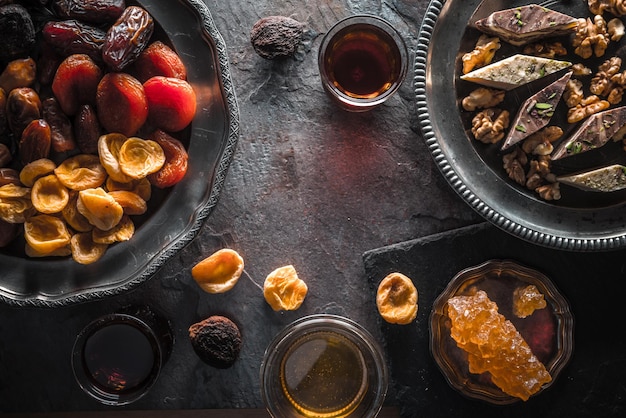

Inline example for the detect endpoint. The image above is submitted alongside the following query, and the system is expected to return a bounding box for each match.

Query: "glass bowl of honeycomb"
[429,259,574,404]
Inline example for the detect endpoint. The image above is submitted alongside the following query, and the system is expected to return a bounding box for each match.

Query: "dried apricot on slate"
[513,285,547,318]
[446,290,551,401]
[192,248,244,294]
[376,272,418,325]
[263,265,308,311]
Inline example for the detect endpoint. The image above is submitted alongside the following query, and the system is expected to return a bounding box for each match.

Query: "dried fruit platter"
[416,0,626,250]
[0,0,239,306]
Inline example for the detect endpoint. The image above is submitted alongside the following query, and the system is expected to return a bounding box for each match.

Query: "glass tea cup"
[71,305,173,406]
[260,314,388,418]
[318,15,408,112]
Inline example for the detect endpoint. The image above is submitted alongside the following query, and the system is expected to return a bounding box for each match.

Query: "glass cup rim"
[260,313,388,418]
[318,14,409,111]
[71,312,164,406]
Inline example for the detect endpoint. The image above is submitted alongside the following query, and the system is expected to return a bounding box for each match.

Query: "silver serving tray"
[0,0,240,306]
[415,0,626,251]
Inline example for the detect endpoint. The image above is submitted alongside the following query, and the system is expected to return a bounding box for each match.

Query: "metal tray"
[0,0,240,306]
[415,0,626,250]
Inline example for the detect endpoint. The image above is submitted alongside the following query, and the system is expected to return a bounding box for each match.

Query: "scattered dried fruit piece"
[189,315,242,368]
[446,290,551,401]
[263,265,308,311]
[376,272,418,325]
[513,285,547,318]
[250,16,304,60]
[191,248,244,294]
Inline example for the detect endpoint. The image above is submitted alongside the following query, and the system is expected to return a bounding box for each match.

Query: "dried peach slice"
[376,272,418,325]
[191,248,244,294]
[105,177,152,201]
[19,158,56,187]
[108,190,147,215]
[31,174,69,214]
[24,214,71,254]
[77,187,123,231]
[70,232,107,265]
[263,265,308,311]
[92,215,135,244]
[98,133,133,183]
[118,137,165,179]
[62,191,93,232]
[54,154,107,190]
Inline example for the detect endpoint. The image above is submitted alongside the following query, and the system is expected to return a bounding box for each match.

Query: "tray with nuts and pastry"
[0,0,239,307]
[416,0,626,250]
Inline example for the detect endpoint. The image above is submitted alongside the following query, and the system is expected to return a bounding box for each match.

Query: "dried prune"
[0,4,36,63]
[42,20,106,62]
[19,119,51,165]
[74,104,101,154]
[103,6,154,71]
[52,54,102,116]
[0,57,36,92]
[6,87,41,139]
[42,97,77,153]
[147,130,188,188]
[96,73,147,136]
[52,0,126,24]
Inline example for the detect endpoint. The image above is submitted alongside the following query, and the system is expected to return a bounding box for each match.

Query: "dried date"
[74,104,101,154]
[6,87,42,139]
[0,57,36,92]
[52,0,126,24]
[19,119,51,165]
[42,19,107,62]
[0,167,20,186]
[103,6,154,71]
[42,97,77,153]
[0,143,11,167]
[0,87,7,136]
[0,4,36,62]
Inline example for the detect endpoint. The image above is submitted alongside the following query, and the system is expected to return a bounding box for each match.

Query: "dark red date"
[52,0,126,24]
[19,119,51,165]
[103,6,154,71]
[42,97,77,153]
[6,87,41,139]
[74,104,101,154]
[42,19,106,62]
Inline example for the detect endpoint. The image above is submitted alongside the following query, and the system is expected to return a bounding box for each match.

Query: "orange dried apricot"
[0,183,33,223]
[108,190,147,215]
[54,154,107,190]
[98,133,133,183]
[263,265,308,311]
[77,187,124,231]
[24,214,71,255]
[92,215,135,244]
[513,285,547,318]
[31,174,69,214]
[446,290,551,401]
[118,137,165,179]
[191,248,244,294]
[70,232,108,265]
[376,272,418,325]
[62,191,93,232]
[19,158,56,187]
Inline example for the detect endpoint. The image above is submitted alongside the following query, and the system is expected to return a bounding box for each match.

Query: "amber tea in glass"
[319,15,408,111]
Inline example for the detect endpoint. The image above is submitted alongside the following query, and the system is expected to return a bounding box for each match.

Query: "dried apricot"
[92,214,135,244]
[19,158,56,187]
[62,191,93,232]
[118,137,165,179]
[376,272,418,325]
[513,285,547,318]
[54,154,107,190]
[143,76,196,132]
[0,183,33,223]
[77,187,123,231]
[24,214,71,255]
[70,232,107,265]
[147,130,188,188]
[31,174,69,214]
[447,290,551,401]
[107,190,147,215]
[263,265,308,311]
[98,133,133,183]
[191,248,244,294]
[25,243,71,258]
[105,176,152,201]
[96,72,148,136]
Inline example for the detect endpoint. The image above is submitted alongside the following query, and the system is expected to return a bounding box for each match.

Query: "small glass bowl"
[260,314,388,417]
[429,259,574,404]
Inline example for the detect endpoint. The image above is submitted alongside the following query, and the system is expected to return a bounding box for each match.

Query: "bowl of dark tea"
[318,15,408,112]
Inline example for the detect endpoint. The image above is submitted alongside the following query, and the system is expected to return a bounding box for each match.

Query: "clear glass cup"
[71,305,173,406]
[318,15,408,112]
[260,314,388,418]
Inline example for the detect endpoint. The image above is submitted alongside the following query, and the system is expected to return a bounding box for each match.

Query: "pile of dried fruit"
[0,1,196,263]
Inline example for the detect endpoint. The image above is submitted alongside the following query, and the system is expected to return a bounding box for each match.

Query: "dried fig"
[250,16,304,60]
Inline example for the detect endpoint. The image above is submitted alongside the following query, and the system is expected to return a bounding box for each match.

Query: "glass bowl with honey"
[429,259,574,404]
[260,314,388,418]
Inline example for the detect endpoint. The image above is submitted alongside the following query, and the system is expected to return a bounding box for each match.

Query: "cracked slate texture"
[0,0,483,413]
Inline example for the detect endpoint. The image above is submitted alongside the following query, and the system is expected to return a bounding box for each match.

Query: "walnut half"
[573,15,610,59]
[471,108,510,144]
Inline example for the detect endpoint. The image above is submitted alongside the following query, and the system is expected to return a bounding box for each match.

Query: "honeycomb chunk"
[513,285,547,318]
[446,290,551,401]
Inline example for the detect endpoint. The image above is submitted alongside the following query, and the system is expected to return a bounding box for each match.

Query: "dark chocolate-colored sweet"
[474,4,577,46]
[552,106,626,160]
[188,315,242,369]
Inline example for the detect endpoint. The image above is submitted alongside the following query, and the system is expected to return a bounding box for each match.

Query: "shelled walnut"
[536,182,561,201]
[526,155,553,190]
[573,15,610,58]
[461,87,505,111]
[588,0,626,16]
[523,41,567,58]
[521,126,563,156]
[572,63,593,76]
[567,95,610,122]
[564,79,584,107]
[503,148,528,186]
[590,56,621,96]
[471,108,510,144]
[462,35,500,74]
